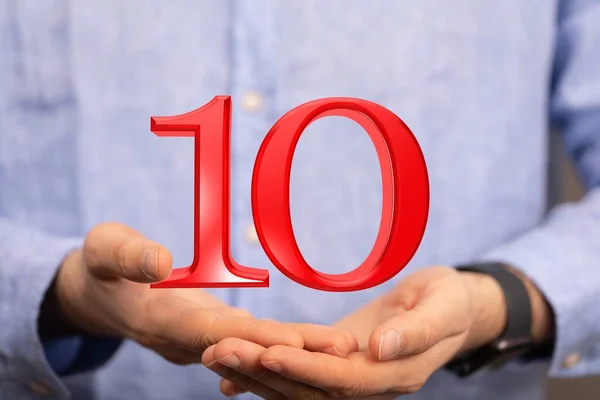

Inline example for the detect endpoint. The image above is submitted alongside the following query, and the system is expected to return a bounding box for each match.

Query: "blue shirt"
[1,1,600,399]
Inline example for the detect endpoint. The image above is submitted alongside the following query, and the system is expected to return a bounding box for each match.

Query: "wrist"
[500,266,554,345]
[53,249,119,338]
[38,250,87,339]
[446,263,555,377]
[459,271,507,352]
[458,266,554,353]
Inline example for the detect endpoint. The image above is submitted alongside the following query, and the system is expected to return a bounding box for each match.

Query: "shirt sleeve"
[43,335,123,377]
[0,219,121,399]
[479,0,600,378]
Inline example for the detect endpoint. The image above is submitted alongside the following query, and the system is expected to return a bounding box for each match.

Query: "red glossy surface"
[150,96,269,288]
[252,98,429,291]
[149,96,428,291]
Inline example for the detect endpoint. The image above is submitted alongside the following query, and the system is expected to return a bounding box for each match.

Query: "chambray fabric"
[1,0,600,399]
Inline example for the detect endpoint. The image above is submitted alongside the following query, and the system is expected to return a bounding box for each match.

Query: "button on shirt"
[244,224,260,245]
[562,352,582,370]
[29,381,52,397]
[241,91,265,113]
[1,1,600,400]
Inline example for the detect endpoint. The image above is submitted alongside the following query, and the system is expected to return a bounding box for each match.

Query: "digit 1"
[150,96,269,288]
[251,98,429,292]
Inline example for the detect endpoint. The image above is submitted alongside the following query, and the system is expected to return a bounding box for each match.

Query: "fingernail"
[323,345,347,357]
[378,329,402,360]
[141,248,158,280]
[261,361,282,373]
[217,354,241,369]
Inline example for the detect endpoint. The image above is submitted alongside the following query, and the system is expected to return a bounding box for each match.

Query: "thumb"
[83,222,173,283]
[368,289,469,361]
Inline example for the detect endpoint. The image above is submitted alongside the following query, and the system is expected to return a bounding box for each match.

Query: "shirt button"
[29,381,52,396]
[244,224,260,244]
[561,352,581,369]
[241,91,264,112]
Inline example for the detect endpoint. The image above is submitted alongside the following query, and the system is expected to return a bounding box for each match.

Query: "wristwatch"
[444,262,534,377]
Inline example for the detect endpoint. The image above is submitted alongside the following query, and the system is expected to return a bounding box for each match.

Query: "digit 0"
[150,96,429,292]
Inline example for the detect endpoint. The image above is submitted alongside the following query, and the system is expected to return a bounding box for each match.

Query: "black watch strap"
[445,262,533,377]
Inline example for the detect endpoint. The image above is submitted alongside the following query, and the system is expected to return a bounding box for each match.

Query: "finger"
[288,324,359,356]
[203,345,287,400]
[368,282,469,360]
[148,302,304,353]
[261,347,376,397]
[205,338,326,399]
[220,380,246,397]
[261,346,418,397]
[216,367,287,399]
[84,222,172,283]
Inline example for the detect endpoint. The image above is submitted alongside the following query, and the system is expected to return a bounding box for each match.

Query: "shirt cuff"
[42,336,82,375]
[480,191,600,378]
[0,222,80,399]
[43,334,123,377]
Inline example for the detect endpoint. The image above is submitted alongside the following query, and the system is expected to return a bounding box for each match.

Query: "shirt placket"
[229,0,279,317]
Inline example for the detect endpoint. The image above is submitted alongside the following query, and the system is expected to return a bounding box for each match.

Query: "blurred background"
[546,132,597,400]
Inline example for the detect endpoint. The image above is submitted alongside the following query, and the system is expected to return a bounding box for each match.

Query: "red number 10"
[149,96,429,292]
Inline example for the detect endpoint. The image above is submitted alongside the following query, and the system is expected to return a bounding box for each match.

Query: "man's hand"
[203,266,552,398]
[46,222,353,366]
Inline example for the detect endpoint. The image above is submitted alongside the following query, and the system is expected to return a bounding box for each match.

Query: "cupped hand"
[203,266,507,398]
[53,222,355,365]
